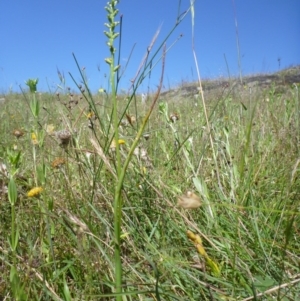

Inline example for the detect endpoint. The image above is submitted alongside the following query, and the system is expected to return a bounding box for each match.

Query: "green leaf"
[253,275,276,292]
[10,266,27,300]
[63,275,72,301]
[240,101,247,110]
[10,265,17,283]
[37,163,47,185]
[8,178,17,205]
[11,225,20,251]
[158,102,168,120]
[11,151,21,169]
[30,97,40,117]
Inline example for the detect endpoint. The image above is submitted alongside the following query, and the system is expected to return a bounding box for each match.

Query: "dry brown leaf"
[177,191,201,209]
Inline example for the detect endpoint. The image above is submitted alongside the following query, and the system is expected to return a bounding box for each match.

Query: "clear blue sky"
[0,0,299,94]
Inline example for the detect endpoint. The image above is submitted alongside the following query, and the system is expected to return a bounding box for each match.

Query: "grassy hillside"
[0,66,299,300]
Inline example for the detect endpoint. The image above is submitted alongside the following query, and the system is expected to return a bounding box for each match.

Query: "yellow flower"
[110,139,126,150]
[196,243,207,257]
[31,132,38,145]
[187,230,221,277]
[27,187,43,197]
[187,230,202,244]
[86,112,94,119]
[187,230,197,242]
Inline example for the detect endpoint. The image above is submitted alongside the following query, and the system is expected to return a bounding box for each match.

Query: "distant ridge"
[161,65,300,99]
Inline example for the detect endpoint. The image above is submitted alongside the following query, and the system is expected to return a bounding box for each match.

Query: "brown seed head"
[170,112,179,123]
[56,130,72,146]
[51,157,66,168]
[13,129,25,138]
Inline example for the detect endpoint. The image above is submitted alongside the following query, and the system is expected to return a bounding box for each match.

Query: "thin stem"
[113,44,165,300]
[190,0,223,193]
[11,204,16,265]
[232,0,243,84]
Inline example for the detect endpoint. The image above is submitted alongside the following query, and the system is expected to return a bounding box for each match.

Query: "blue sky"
[0,0,299,94]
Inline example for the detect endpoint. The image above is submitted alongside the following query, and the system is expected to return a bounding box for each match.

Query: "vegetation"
[0,1,299,300]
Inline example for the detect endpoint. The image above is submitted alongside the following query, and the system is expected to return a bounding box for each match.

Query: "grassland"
[0,65,299,300]
[2,2,300,300]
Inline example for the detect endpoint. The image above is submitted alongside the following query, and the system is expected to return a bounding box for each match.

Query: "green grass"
[0,75,299,300]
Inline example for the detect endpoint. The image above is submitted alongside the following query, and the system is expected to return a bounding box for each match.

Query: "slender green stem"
[11,204,16,265]
[113,44,165,300]
[103,1,123,297]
